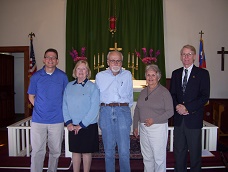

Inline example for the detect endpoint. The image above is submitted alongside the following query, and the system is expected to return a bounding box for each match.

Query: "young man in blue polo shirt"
[28,48,68,172]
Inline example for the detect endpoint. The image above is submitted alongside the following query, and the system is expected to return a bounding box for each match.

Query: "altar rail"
[7,117,218,157]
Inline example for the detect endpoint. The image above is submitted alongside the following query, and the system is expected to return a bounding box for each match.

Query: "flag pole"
[199,30,206,68]
[28,32,36,109]
[28,32,35,40]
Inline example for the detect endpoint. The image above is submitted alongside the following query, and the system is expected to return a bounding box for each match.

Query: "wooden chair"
[213,102,228,139]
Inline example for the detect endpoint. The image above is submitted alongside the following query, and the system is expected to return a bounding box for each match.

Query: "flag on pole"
[29,38,37,77]
[28,33,36,109]
[199,38,206,68]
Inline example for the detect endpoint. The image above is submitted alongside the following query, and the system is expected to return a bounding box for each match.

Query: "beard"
[110,66,121,73]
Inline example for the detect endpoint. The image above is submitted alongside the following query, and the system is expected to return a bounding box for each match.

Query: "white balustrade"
[7,113,218,158]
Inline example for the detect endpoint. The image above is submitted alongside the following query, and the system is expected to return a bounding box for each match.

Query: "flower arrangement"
[135,48,160,65]
[70,47,87,62]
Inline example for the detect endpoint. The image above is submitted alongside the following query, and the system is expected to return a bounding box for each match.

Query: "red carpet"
[0,148,227,172]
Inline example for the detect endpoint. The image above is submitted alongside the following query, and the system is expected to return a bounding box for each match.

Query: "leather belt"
[100,103,129,107]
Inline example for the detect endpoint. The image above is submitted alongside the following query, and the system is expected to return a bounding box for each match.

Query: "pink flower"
[135,50,141,58]
[81,47,86,57]
[142,57,157,64]
[142,48,147,57]
[73,56,87,62]
[155,50,160,57]
[149,49,153,57]
[135,48,160,65]
[70,47,87,62]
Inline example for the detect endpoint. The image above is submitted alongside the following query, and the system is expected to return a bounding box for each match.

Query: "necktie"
[182,69,188,93]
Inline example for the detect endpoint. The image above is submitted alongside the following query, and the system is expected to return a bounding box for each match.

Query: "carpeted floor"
[91,135,142,159]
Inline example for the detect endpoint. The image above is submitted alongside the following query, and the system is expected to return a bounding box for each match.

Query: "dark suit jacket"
[170,65,210,129]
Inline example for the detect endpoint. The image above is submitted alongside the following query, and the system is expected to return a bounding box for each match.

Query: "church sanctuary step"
[0,156,72,171]
[0,151,226,172]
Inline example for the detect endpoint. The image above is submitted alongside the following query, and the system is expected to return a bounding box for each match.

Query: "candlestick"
[94,55,95,66]
[98,53,100,64]
[94,52,105,72]
[128,52,138,80]
[128,52,130,64]
[136,56,138,66]
[132,53,134,64]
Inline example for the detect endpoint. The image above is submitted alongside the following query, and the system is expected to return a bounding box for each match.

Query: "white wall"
[0,0,66,71]
[0,0,227,98]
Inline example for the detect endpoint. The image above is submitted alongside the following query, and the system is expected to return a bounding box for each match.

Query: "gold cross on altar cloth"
[109,42,122,51]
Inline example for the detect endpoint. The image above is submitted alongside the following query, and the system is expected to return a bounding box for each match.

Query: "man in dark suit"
[170,44,210,172]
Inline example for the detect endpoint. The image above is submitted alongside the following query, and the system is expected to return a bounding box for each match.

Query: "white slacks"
[30,122,64,172]
[140,123,168,172]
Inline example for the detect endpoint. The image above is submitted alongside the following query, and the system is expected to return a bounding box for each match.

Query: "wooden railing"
[7,116,218,157]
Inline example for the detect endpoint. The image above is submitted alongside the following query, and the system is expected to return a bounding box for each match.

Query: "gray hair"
[145,64,162,80]
[180,44,196,55]
[107,50,123,60]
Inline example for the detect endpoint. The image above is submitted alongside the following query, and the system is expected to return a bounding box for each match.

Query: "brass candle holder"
[94,53,105,72]
[127,52,138,80]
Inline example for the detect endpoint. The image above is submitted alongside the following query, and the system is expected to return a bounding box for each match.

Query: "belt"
[100,103,129,107]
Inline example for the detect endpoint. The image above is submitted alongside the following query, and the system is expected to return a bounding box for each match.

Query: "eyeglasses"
[181,53,194,57]
[45,56,57,60]
[109,60,122,64]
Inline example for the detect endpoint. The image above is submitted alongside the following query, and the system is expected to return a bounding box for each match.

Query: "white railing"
[7,117,32,157]
[7,116,218,158]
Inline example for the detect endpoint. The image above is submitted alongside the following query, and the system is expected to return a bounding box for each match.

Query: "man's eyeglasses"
[181,53,194,57]
[109,60,122,64]
[45,56,57,60]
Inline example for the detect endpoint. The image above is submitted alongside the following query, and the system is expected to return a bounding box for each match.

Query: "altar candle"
[98,53,100,64]
[136,56,138,66]
[128,52,130,64]
[132,53,134,64]
[94,55,95,65]
[102,53,104,64]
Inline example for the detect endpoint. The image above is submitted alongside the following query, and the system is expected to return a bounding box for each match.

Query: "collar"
[41,66,57,75]
[183,64,193,71]
[73,78,88,87]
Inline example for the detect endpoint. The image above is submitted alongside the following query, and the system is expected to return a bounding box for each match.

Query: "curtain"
[66,0,166,86]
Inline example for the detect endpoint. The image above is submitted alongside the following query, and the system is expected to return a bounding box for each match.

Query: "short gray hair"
[107,51,123,60]
[180,44,196,55]
[145,64,162,80]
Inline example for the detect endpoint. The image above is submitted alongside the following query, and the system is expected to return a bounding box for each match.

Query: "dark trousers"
[174,119,202,172]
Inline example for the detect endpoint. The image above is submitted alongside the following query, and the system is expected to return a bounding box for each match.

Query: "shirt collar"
[73,78,88,87]
[184,64,193,71]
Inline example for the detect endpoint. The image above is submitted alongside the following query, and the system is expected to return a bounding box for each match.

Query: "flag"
[29,39,37,77]
[199,38,206,68]
[28,37,37,109]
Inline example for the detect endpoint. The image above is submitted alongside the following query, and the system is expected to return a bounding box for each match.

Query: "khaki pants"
[140,123,168,172]
[30,122,64,172]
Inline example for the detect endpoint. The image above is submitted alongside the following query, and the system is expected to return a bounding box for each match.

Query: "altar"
[132,80,147,92]
[91,79,146,91]
[90,79,146,101]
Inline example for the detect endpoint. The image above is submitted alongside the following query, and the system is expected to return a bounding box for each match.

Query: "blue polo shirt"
[28,66,68,124]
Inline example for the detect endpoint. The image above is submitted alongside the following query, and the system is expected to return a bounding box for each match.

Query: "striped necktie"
[182,69,188,93]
